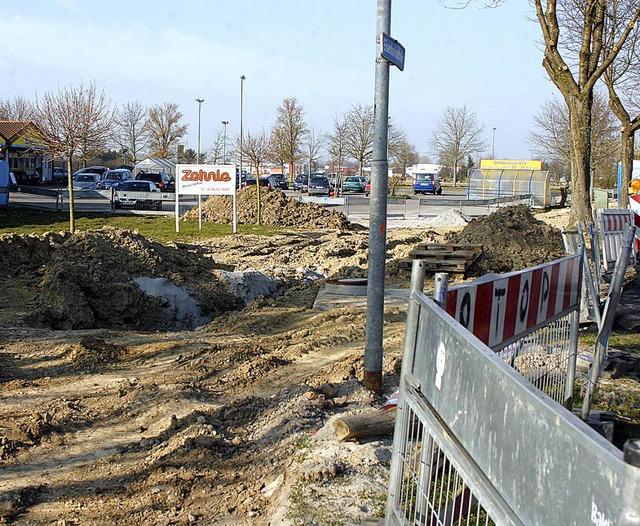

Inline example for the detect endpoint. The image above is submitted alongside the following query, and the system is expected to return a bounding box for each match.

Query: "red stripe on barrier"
[474,282,493,345]
[503,273,520,341]
[563,257,575,311]
[446,289,458,319]
[526,269,543,330]
[546,261,561,320]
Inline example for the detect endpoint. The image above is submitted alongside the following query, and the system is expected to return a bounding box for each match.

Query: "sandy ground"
[0,204,635,525]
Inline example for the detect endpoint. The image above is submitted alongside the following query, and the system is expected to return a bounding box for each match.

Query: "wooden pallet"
[398,243,483,273]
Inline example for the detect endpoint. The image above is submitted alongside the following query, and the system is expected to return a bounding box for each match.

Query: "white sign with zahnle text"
[176,164,236,195]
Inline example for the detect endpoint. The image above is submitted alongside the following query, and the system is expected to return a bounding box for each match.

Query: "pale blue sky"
[2,0,558,160]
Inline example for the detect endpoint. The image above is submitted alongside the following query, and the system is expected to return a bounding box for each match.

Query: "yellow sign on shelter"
[480,159,542,170]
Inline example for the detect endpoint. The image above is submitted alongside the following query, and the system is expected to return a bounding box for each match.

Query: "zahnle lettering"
[181,169,231,182]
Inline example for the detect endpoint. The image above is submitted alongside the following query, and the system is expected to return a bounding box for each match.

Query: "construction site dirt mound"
[447,205,567,276]
[182,187,350,230]
[15,228,244,330]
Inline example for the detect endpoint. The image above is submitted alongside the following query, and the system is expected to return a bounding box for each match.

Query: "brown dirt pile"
[448,205,567,276]
[182,187,350,229]
[10,228,243,330]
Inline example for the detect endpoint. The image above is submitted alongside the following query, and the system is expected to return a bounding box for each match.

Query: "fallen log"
[333,409,396,441]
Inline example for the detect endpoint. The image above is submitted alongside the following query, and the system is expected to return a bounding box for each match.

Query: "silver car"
[72,173,100,190]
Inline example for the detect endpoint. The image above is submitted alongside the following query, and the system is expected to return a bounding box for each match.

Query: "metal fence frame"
[385,259,640,525]
[417,195,532,218]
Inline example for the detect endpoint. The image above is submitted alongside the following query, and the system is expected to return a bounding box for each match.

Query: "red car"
[364,179,371,197]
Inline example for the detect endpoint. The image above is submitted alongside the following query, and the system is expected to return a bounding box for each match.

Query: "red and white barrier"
[630,195,640,251]
[445,254,582,350]
[598,208,637,271]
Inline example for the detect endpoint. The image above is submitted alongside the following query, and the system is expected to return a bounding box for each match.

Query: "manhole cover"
[324,278,368,295]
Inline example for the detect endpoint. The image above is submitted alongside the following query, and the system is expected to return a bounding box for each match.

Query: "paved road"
[6,184,499,221]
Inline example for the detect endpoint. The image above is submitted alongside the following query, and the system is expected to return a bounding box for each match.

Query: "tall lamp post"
[492,127,497,160]
[221,120,229,164]
[196,98,204,230]
[239,75,245,181]
[235,75,245,235]
[196,98,204,163]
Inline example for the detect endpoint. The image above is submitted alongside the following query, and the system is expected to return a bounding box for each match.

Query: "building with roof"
[0,120,51,184]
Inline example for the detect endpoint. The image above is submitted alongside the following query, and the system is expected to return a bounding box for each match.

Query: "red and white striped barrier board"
[630,195,640,251]
[445,254,582,350]
[598,208,636,271]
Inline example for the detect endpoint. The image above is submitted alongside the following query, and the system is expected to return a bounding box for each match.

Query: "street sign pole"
[364,0,393,394]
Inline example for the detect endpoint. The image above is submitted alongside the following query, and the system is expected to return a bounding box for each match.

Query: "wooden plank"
[409,249,479,260]
[414,243,483,252]
[398,258,469,272]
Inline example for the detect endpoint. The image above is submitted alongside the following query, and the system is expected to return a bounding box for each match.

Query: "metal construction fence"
[5,185,191,214]
[416,194,533,218]
[385,259,640,526]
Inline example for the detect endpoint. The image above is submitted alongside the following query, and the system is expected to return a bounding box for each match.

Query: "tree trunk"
[256,162,261,226]
[66,157,75,233]
[619,130,634,208]
[452,159,458,188]
[567,95,594,225]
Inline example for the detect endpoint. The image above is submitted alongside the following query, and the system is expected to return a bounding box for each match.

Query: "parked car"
[326,173,340,189]
[53,167,68,182]
[72,166,108,179]
[307,174,331,196]
[72,173,100,190]
[135,171,175,192]
[242,177,272,190]
[114,180,162,210]
[342,175,366,193]
[268,173,289,190]
[364,179,371,197]
[293,174,308,192]
[97,169,133,190]
[413,173,442,195]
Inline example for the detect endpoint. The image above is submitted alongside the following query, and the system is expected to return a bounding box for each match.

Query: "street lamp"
[239,75,245,184]
[196,98,204,164]
[492,127,497,160]
[221,120,229,164]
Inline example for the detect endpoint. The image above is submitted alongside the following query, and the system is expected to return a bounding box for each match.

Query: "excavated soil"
[447,205,567,276]
[0,204,637,525]
[182,187,350,230]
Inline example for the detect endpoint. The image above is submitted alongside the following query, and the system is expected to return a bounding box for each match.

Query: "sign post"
[365,0,405,393]
[174,164,237,233]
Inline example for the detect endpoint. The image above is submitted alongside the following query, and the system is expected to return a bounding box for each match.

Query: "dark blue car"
[413,173,442,195]
[293,174,308,192]
[308,174,331,196]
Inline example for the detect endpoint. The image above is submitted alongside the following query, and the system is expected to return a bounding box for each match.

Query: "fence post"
[385,259,426,522]
[581,225,635,420]
[622,439,640,524]
[433,272,448,308]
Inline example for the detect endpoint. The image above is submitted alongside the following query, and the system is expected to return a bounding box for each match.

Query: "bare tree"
[208,130,226,164]
[326,114,349,194]
[429,104,486,187]
[0,95,35,120]
[602,3,640,206]
[273,97,307,178]
[302,129,325,174]
[114,101,149,165]
[344,103,374,176]
[533,0,640,223]
[269,128,289,178]
[146,102,188,159]
[390,138,419,180]
[238,130,271,225]
[529,91,620,186]
[34,82,113,232]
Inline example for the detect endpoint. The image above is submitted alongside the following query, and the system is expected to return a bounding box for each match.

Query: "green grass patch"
[578,326,640,355]
[0,208,288,243]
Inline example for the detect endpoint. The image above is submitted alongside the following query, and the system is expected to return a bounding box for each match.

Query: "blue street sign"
[380,33,405,71]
